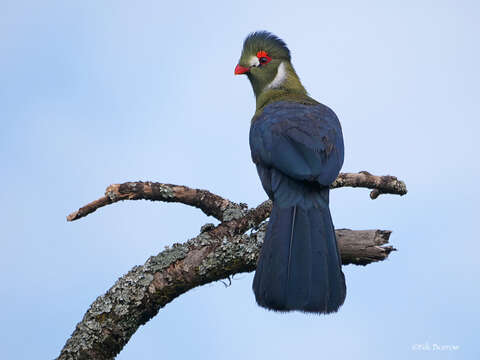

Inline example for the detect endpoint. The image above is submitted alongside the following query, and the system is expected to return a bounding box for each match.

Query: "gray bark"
[58,172,406,359]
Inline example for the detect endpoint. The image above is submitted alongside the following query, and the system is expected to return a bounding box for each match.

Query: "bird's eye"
[256,50,272,66]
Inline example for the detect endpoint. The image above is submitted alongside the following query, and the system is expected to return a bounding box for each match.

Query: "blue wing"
[250,101,344,194]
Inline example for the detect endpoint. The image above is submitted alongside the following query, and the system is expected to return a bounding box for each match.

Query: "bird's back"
[250,100,344,204]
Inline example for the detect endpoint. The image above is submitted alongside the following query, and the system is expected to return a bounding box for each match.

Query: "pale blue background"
[1,1,478,359]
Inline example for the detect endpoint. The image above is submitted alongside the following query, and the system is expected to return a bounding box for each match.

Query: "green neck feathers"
[249,61,316,111]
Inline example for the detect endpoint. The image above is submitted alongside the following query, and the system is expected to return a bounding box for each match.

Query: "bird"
[235,31,346,314]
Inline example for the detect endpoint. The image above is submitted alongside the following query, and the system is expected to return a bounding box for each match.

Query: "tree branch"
[67,182,246,222]
[57,223,394,360]
[330,171,407,199]
[58,172,406,359]
[66,172,407,222]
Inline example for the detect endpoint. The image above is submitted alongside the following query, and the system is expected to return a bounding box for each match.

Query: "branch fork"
[58,171,407,360]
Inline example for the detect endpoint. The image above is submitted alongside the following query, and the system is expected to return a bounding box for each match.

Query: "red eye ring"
[256,50,272,65]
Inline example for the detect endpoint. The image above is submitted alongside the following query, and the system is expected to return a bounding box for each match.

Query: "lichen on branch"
[58,171,406,360]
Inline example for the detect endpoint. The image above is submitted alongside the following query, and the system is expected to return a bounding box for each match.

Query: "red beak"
[234,64,250,75]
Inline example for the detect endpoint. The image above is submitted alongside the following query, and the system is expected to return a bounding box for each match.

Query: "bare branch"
[67,182,245,222]
[336,229,395,265]
[67,172,407,222]
[57,220,394,360]
[59,172,406,359]
[330,171,407,199]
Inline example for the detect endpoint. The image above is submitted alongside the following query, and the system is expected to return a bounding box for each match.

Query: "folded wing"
[250,101,344,187]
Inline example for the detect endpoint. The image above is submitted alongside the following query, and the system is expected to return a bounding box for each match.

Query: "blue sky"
[1,1,479,359]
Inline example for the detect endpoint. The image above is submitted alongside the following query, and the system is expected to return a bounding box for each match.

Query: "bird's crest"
[241,31,291,61]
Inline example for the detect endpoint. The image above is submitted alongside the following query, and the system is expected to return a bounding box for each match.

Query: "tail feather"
[253,204,292,310]
[304,207,330,312]
[253,190,346,314]
[320,207,346,311]
[285,206,313,309]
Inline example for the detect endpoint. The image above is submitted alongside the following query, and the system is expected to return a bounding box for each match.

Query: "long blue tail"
[252,190,346,314]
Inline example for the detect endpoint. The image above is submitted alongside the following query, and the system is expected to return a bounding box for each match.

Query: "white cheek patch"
[248,56,260,67]
[266,61,287,89]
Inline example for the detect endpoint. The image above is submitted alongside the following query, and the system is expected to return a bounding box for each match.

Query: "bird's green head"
[235,31,307,108]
